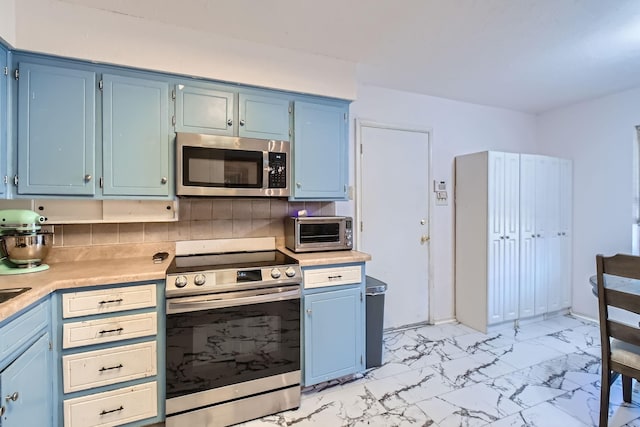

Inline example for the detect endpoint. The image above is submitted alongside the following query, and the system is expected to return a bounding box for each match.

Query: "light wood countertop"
[278,247,371,266]
[0,242,173,322]
[0,244,371,322]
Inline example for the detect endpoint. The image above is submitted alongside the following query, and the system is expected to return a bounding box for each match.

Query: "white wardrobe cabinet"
[455,151,572,333]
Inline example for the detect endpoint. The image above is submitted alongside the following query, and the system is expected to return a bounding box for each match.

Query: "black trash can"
[365,275,388,368]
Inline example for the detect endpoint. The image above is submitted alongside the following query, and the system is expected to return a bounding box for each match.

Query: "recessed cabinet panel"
[303,286,362,386]
[102,74,170,196]
[176,85,234,135]
[17,62,96,195]
[292,101,348,200]
[0,333,52,427]
[238,94,290,141]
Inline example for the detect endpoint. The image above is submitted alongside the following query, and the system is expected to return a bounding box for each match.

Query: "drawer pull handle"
[98,327,124,335]
[99,298,124,305]
[99,363,123,372]
[5,392,18,402]
[99,405,124,416]
[328,275,343,280]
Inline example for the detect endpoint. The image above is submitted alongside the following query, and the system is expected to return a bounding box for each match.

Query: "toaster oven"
[284,216,353,253]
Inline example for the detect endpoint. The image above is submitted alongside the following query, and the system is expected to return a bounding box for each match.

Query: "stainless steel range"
[164,238,301,427]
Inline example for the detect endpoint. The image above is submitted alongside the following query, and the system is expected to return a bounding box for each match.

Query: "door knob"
[227,119,233,126]
[5,392,18,402]
[306,309,312,315]
[84,174,92,182]
[420,219,426,225]
[161,177,168,184]
[420,235,430,244]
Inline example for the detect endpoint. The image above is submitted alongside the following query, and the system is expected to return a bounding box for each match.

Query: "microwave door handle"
[166,288,300,314]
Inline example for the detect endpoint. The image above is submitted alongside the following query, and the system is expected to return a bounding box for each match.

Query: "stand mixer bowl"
[0,232,53,268]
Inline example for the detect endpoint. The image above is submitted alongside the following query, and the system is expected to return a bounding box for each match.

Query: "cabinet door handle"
[0,406,5,416]
[227,119,233,126]
[84,174,92,182]
[98,363,123,372]
[239,119,245,126]
[161,177,168,184]
[306,309,312,315]
[99,298,123,305]
[98,327,124,335]
[5,392,18,402]
[99,406,124,416]
[296,182,302,188]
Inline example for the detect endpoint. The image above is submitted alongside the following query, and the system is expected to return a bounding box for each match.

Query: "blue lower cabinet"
[54,282,164,427]
[302,285,364,386]
[0,333,52,427]
[0,299,53,427]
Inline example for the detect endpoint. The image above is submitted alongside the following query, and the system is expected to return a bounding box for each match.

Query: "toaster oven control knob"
[285,267,297,278]
[270,268,282,279]
[194,274,206,286]
[174,276,188,288]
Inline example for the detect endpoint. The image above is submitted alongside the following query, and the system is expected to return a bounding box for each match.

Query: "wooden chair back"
[596,254,640,354]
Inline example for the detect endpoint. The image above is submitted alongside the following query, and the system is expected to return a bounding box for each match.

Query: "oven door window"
[166,298,300,400]
[183,146,263,188]
[299,223,341,244]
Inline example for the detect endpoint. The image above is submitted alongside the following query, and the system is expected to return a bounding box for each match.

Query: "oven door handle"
[166,287,300,314]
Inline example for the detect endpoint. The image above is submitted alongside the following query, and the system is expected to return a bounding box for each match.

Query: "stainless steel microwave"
[285,216,353,253]
[176,133,290,197]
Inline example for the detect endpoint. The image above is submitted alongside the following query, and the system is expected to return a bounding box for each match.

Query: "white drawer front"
[63,382,157,427]
[62,284,156,318]
[63,341,157,393]
[304,265,362,289]
[63,312,157,349]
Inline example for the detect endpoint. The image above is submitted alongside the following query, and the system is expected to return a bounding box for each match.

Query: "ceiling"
[59,0,640,113]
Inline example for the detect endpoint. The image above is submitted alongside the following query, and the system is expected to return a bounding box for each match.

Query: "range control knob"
[174,276,188,288]
[285,267,297,278]
[194,274,206,286]
[270,268,282,279]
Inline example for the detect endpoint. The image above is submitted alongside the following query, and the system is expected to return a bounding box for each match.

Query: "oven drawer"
[63,341,157,393]
[303,265,362,289]
[63,381,157,427]
[62,284,157,319]
[63,312,157,349]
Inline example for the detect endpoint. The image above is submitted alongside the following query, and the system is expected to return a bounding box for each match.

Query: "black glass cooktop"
[0,287,31,304]
[166,250,297,274]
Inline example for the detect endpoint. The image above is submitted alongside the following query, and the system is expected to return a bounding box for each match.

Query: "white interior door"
[357,122,430,329]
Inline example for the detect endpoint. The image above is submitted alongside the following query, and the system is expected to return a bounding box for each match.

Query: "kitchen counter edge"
[278,247,371,266]
[0,256,170,322]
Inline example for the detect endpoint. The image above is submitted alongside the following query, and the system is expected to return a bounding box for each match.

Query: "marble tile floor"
[240,314,640,427]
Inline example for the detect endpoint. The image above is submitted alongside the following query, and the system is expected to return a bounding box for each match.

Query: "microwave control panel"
[268,152,287,188]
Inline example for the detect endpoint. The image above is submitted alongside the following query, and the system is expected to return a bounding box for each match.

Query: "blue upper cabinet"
[175,85,234,136]
[238,93,290,141]
[292,101,348,200]
[176,84,291,140]
[0,44,7,196]
[102,74,170,197]
[17,62,96,195]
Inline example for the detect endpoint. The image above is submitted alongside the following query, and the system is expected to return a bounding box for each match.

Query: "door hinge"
[98,80,103,90]
[49,341,53,351]
[13,175,18,186]
[289,129,292,137]
[360,221,363,232]
[14,69,19,80]
[344,184,347,194]
[360,144,363,155]
[344,112,347,121]
[172,115,176,126]
[360,291,363,302]
[99,177,104,188]
[360,355,363,364]
[288,105,292,114]
[2,176,7,184]
[171,89,176,100]
[3,66,7,76]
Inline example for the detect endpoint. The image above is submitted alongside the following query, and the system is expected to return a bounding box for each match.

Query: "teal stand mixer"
[0,209,53,275]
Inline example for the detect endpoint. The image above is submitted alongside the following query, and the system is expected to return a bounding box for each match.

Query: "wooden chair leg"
[623,375,633,403]
[600,369,611,427]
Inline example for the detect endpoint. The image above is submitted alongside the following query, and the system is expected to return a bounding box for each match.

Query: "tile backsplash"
[44,199,335,247]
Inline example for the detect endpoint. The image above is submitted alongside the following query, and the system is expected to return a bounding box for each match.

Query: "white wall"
[0,0,16,46]
[9,0,356,100]
[337,85,537,325]
[537,88,640,321]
